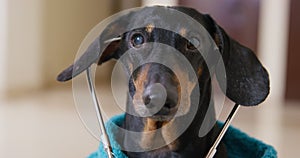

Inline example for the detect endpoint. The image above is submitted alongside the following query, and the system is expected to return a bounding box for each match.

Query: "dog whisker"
[104,37,122,44]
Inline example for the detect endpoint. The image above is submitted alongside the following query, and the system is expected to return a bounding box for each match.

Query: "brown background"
[286,0,300,101]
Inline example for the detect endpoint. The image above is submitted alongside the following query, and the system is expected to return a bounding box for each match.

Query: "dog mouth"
[150,106,178,121]
[145,91,178,121]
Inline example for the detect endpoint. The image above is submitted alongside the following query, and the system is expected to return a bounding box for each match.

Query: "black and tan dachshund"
[57,6,269,158]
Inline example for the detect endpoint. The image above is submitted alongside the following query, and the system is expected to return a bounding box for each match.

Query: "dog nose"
[143,83,178,111]
[143,83,167,108]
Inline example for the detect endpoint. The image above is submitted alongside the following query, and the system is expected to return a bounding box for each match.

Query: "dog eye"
[131,33,145,48]
[186,37,200,51]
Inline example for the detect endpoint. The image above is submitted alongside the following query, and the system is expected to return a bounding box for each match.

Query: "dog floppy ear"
[206,15,270,106]
[56,14,130,82]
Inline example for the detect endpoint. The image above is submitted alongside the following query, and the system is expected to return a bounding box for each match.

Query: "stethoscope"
[86,67,240,158]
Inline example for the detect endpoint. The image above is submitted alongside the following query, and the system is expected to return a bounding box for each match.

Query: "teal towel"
[88,114,277,158]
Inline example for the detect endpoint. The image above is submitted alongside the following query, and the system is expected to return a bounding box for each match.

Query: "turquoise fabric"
[88,114,277,158]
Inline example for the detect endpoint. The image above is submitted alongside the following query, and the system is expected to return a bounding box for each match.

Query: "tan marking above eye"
[179,28,187,37]
[146,24,155,33]
[197,67,203,77]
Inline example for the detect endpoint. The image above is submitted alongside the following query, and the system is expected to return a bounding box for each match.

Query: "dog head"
[57,6,269,121]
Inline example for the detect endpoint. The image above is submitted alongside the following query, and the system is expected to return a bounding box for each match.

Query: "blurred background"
[0,0,299,157]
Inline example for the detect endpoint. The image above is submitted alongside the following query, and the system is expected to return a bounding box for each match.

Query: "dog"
[57,6,269,158]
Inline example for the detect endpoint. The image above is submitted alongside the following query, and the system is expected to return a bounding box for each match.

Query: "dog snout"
[141,64,179,111]
[131,63,180,117]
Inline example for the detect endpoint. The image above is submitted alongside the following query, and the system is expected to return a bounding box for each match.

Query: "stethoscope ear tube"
[205,104,240,158]
[86,67,114,158]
